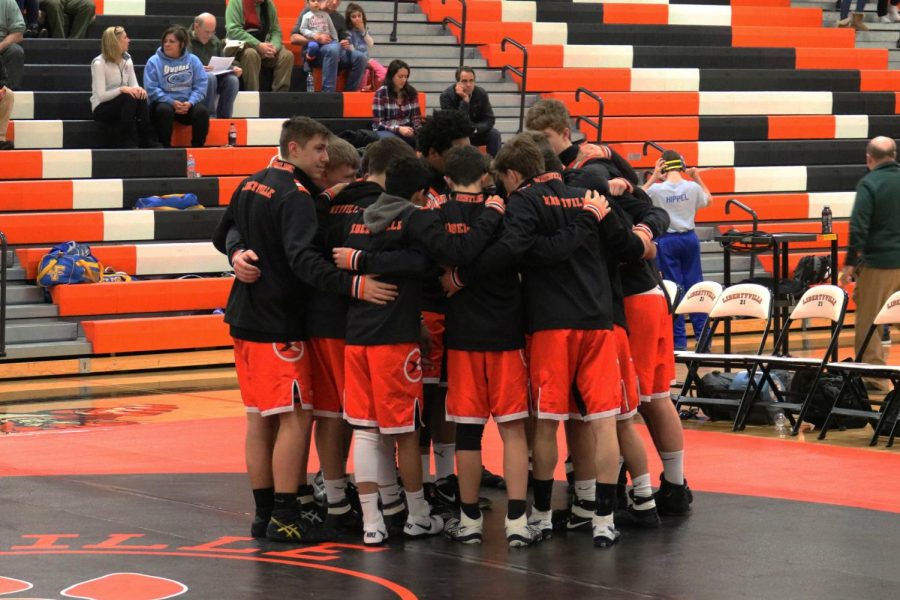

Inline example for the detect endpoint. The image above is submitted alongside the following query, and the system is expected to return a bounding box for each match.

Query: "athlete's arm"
[407,197,505,266]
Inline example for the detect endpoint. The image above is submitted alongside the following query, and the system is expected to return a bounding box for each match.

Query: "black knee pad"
[455,423,484,451]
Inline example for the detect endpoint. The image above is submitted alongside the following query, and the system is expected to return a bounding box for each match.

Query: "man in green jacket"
[840,136,900,378]
[225,0,293,92]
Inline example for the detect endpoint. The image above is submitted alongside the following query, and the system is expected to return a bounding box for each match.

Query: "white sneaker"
[444,512,483,544]
[505,515,543,547]
[363,520,388,546]
[527,508,553,540]
[879,15,893,23]
[592,514,621,548]
[890,5,900,21]
[404,513,444,538]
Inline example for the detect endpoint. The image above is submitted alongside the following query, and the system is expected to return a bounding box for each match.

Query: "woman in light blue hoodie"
[143,25,209,147]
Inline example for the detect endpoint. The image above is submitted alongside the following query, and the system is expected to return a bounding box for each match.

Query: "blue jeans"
[840,0,867,18]
[311,42,367,92]
[376,129,417,148]
[203,72,239,119]
[657,231,707,349]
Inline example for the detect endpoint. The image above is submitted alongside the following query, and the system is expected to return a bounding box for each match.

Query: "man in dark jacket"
[439,67,501,156]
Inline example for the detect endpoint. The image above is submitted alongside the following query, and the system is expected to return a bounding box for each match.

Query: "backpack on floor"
[788,370,871,430]
[37,242,103,287]
[792,255,831,287]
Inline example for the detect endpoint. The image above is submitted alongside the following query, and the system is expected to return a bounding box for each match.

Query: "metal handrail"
[500,37,528,133]
[642,140,667,156]
[441,0,467,70]
[574,88,604,142]
[0,231,7,358]
[390,0,400,42]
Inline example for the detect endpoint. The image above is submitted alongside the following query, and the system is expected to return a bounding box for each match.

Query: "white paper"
[208,56,235,76]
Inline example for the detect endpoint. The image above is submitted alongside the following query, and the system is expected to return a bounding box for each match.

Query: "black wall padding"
[699,117,768,141]
[733,140,868,167]
[633,47,795,69]
[154,207,226,240]
[832,92,896,115]
[566,24,732,47]
[806,165,869,191]
[699,69,861,92]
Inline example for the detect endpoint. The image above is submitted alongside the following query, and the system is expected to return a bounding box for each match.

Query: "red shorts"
[446,349,530,424]
[309,337,345,418]
[613,325,641,420]
[529,329,620,421]
[624,291,676,402]
[421,311,445,384]
[343,343,423,434]
[233,338,313,417]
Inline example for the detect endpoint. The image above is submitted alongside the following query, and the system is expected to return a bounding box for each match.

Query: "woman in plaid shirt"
[372,59,421,147]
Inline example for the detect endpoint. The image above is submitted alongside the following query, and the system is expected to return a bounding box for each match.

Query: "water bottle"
[227,122,237,147]
[186,153,197,178]
[821,205,832,234]
[774,412,789,438]
[306,72,315,93]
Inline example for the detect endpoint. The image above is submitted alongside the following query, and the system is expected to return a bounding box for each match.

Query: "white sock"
[405,487,430,519]
[660,450,685,486]
[359,492,382,528]
[574,479,596,503]
[324,478,347,505]
[632,473,653,499]
[421,450,433,483]
[433,442,455,480]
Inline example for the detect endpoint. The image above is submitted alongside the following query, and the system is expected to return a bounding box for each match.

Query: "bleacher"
[0,0,888,372]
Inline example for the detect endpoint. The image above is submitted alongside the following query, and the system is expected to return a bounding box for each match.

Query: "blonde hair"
[101,26,126,63]
[524,99,571,135]
[326,136,361,173]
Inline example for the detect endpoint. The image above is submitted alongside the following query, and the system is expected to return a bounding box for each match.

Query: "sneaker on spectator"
[0,140,13,151]
[879,15,893,23]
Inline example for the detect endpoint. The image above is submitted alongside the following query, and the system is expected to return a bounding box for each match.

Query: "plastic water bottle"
[227,122,237,147]
[774,412,789,438]
[186,153,197,178]
[821,205,832,234]
[306,72,315,93]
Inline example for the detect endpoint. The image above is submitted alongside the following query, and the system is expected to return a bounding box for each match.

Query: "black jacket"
[345,192,502,345]
[212,159,360,342]
[0,58,7,89]
[458,172,643,333]
[441,192,525,351]
[439,84,496,135]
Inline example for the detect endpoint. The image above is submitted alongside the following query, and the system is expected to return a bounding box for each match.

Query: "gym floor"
[1,358,898,600]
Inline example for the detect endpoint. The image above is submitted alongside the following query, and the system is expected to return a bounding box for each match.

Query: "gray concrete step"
[369,45,481,59]
[5,285,44,305]
[384,57,488,69]
[368,22,447,35]
[357,1,422,13]
[373,34,459,45]
[0,339,93,361]
[416,81,523,93]
[6,304,57,319]
[3,266,26,281]
[5,319,78,344]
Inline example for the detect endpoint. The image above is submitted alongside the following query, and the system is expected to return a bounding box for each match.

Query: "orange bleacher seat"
[51,278,233,317]
[82,314,231,354]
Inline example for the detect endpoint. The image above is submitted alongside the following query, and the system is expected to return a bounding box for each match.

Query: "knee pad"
[353,430,381,484]
[455,423,484,451]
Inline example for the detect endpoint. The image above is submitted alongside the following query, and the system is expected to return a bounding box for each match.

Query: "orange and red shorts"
[343,342,424,434]
[529,329,620,421]
[233,338,313,417]
[624,291,676,402]
[309,337,345,418]
[446,349,530,424]
[421,311,445,385]
[613,325,641,421]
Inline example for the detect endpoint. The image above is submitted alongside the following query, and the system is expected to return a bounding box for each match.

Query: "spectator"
[372,59,421,147]
[837,0,868,29]
[840,136,900,389]
[143,25,209,148]
[0,0,24,90]
[645,150,712,351]
[225,0,293,92]
[439,66,501,157]
[40,0,94,39]
[345,3,385,91]
[191,12,242,119]
[15,0,45,37]
[296,0,339,73]
[90,26,158,148]
[290,0,366,92]
[0,52,14,149]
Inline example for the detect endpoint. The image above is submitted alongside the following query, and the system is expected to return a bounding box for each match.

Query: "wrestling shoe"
[506,515,543,547]
[654,474,692,516]
[363,519,389,546]
[592,514,620,548]
[250,515,269,538]
[444,512,483,544]
[324,499,362,533]
[626,490,661,528]
[404,513,444,538]
[527,509,553,541]
[383,500,409,538]
[481,466,506,489]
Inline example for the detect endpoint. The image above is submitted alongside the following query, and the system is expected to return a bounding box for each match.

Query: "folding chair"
[675,283,773,431]
[672,280,723,356]
[731,285,848,432]
[662,279,682,309]
[819,290,900,446]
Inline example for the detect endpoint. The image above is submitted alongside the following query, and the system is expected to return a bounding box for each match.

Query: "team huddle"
[212,99,693,550]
